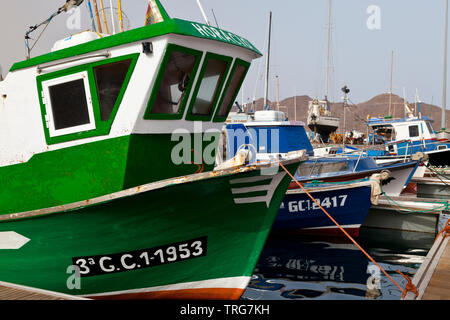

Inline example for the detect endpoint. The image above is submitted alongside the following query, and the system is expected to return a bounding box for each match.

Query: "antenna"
[196,0,211,25]
[211,9,220,28]
[24,0,85,59]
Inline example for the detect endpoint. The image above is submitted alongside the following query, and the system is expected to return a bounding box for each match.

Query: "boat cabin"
[367,116,449,156]
[0,1,261,214]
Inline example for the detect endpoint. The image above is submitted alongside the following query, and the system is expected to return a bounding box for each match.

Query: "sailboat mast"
[442,0,449,131]
[389,51,394,117]
[325,0,331,101]
[263,11,272,110]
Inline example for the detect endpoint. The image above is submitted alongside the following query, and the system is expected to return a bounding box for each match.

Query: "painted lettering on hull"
[281,195,348,213]
[73,237,207,277]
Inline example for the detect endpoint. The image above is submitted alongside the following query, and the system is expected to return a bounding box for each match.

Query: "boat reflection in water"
[242,228,434,300]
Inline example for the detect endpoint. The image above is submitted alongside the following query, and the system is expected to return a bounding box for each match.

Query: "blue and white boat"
[366,110,450,167]
[223,110,419,236]
[225,110,420,197]
[277,176,383,237]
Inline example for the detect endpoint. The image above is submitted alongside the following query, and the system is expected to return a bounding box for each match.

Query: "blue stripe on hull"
[274,185,372,231]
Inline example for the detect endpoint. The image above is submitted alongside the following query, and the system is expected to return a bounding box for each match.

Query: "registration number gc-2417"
[72,237,207,277]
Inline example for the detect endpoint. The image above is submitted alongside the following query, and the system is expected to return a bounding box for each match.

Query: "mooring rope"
[278,162,417,298]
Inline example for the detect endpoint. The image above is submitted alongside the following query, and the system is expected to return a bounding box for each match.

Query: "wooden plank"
[404,234,449,300]
[0,281,89,300]
[422,242,450,300]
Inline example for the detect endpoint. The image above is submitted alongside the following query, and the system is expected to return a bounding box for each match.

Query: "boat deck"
[0,281,88,300]
[404,232,450,300]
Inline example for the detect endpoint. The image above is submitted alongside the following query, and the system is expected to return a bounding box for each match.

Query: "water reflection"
[242,227,435,300]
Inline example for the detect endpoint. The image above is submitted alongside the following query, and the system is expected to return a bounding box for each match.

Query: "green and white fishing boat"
[0,0,307,299]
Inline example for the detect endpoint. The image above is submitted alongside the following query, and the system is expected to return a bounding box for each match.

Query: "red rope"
[278,162,413,296]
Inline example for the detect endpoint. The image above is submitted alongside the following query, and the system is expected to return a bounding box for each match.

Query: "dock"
[0,281,89,300]
[404,231,450,300]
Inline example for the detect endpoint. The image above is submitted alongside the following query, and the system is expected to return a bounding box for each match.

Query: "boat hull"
[0,161,300,300]
[291,160,419,197]
[274,181,373,237]
[308,123,339,141]
[426,148,450,167]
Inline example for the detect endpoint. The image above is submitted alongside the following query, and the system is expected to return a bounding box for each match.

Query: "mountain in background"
[235,93,450,132]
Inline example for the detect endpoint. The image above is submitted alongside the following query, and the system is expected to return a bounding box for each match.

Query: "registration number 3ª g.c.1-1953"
[72,237,207,277]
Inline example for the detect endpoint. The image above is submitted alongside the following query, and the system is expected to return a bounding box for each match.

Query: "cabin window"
[145,45,202,119]
[426,121,434,135]
[409,125,419,137]
[190,59,228,116]
[42,71,95,137]
[297,162,348,177]
[94,59,132,121]
[215,61,249,119]
[186,53,232,121]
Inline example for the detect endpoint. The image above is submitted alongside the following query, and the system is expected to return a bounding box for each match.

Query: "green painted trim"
[36,53,139,145]
[143,44,203,120]
[213,58,250,123]
[10,19,260,72]
[185,52,233,122]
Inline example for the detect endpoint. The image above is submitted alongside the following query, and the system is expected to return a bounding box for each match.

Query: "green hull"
[0,133,218,215]
[0,161,300,299]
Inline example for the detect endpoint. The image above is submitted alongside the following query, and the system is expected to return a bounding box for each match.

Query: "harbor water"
[242,226,436,300]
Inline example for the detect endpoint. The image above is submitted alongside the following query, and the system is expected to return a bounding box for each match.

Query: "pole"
[294,88,297,121]
[264,11,272,110]
[92,0,103,33]
[98,0,110,34]
[87,1,96,32]
[109,0,116,34]
[325,0,331,101]
[117,0,124,32]
[196,0,211,26]
[276,76,280,112]
[389,51,394,117]
[442,0,449,130]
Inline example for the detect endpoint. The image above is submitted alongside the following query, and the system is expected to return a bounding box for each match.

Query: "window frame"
[408,125,420,138]
[185,52,233,122]
[143,44,203,120]
[213,58,250,123]
[36,53,139,145]
[42,71,96,138]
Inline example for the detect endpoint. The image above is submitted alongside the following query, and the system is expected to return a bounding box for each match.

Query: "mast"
[442,0,449,131]
[263,11,272,110]
[275,76,280,111]
[389,51,394,117]
[325,0,331,102]
[294,87,297,121]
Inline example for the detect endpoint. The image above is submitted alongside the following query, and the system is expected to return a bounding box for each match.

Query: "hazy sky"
[0,0,448,109]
